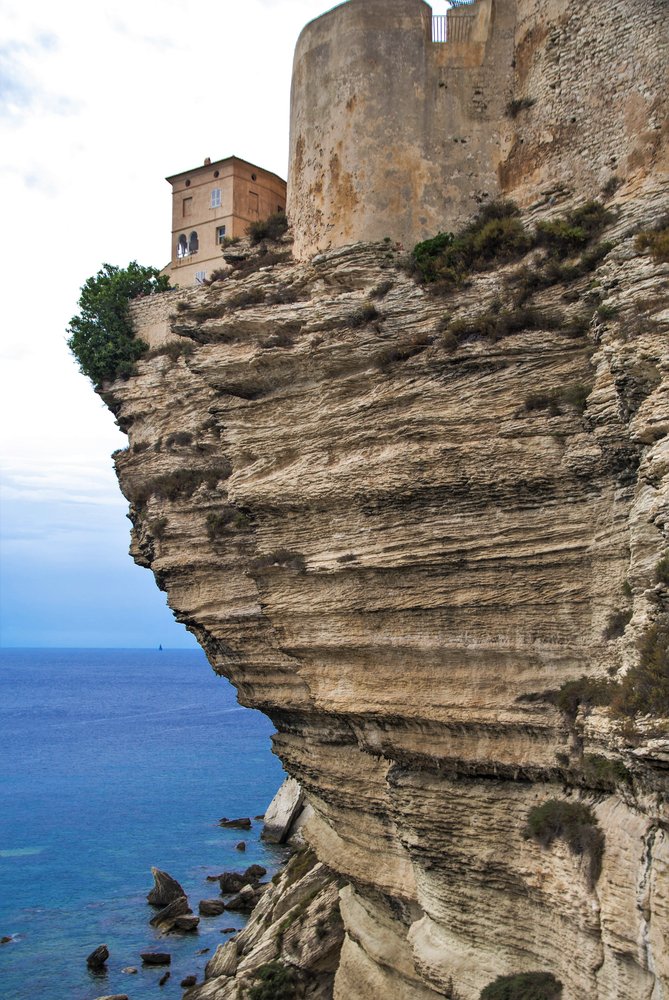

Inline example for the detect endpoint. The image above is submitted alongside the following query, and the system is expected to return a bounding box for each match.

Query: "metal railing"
[432,0,477,43]
[432,12,475,43]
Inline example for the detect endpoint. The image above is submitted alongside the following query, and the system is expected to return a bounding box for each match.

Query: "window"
[248,191,259,216]
[278,205,284,213]
[195,271,206,285]
[189,231,199,254]
[176,234,188,259]
[182,196,192,217]
[216,225,227,244]
[210,188,221,209]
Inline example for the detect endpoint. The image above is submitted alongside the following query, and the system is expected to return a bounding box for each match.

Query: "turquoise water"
[0,649,288,999]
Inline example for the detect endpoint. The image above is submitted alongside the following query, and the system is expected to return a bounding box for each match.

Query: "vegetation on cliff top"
[248,211,289,246]
[67,262,170,386]
[412,200,531,286]
[411,199,613,295]
[480,971,563,1000]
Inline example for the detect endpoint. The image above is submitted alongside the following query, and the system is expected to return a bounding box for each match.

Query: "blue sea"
[0,649,288,1000]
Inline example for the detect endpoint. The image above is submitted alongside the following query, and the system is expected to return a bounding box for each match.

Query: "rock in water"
[244,864,267,880]
[121,967,138,974]
[149,895,192,929]
[86,944,110,969]
[199,899,226,917]
[159,971,171,986]
[1,936,13,945]
[181,975,198,988]
[218,871,248,894]
[235,841,246,851]
[94,996,129,1000]
[218,817,252,830]
[172,914,200,932]
[224,884,266,913]
[147,867,187,908]
[261,778,304,843]
[140,952,171,966]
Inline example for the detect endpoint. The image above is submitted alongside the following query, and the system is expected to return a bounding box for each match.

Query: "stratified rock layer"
[107,179,669,1000]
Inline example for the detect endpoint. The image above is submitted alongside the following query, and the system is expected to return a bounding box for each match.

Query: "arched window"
[189,231,199,254]
[177,234,188,259]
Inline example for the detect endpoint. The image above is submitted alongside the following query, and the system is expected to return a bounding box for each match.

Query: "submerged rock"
[140,952,171,966]
[146,868,186,908]
[121,967,138,975]
[218,817,252,830]
[149,894,191,930]
[172,914,200,932]
[86,944,109,970]
[1,936,13,945]
[199,899,226,917]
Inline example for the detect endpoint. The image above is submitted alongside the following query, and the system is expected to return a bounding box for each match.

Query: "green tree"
[67,262,170,387]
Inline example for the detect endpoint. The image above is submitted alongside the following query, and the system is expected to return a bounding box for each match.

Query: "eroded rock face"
[193,851,343,1000]
[107,180,668,999]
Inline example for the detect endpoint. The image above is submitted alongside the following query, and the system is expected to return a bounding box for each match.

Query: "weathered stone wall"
[503,0,669,204]
[288,0,668,258]
[288,0,516,258]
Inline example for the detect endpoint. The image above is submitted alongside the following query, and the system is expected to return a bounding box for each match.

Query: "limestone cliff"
[97,2,669,996]
[105,176,668,998]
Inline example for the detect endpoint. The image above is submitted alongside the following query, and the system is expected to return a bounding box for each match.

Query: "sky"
[0,0,450,648]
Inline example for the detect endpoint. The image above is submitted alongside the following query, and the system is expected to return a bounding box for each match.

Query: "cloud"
[108,17,178,52]
[0,33,76,121]
[0,462,125,509]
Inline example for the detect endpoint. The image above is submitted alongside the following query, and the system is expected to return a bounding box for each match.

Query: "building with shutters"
[165,155,287,286]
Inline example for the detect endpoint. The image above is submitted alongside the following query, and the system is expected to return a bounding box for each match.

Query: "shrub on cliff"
[536,201,613,255]
[612,625,669,719]
[67,262,170,386]
[247,212,288,245]
[248,961,297,1000]
[656,553,669,586]
[524,799,604,885]
[480,971,563,1000]
[412,200,531,287]
[552,675,616,720]
[635,221,669,263]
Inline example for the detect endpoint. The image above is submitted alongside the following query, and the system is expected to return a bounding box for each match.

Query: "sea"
[0,648,289,1000]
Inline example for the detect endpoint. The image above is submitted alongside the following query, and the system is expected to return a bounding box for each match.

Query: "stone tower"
[287,0,516,259]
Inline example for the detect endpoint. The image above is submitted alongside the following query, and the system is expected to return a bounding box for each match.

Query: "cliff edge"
[97,1,669,997]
